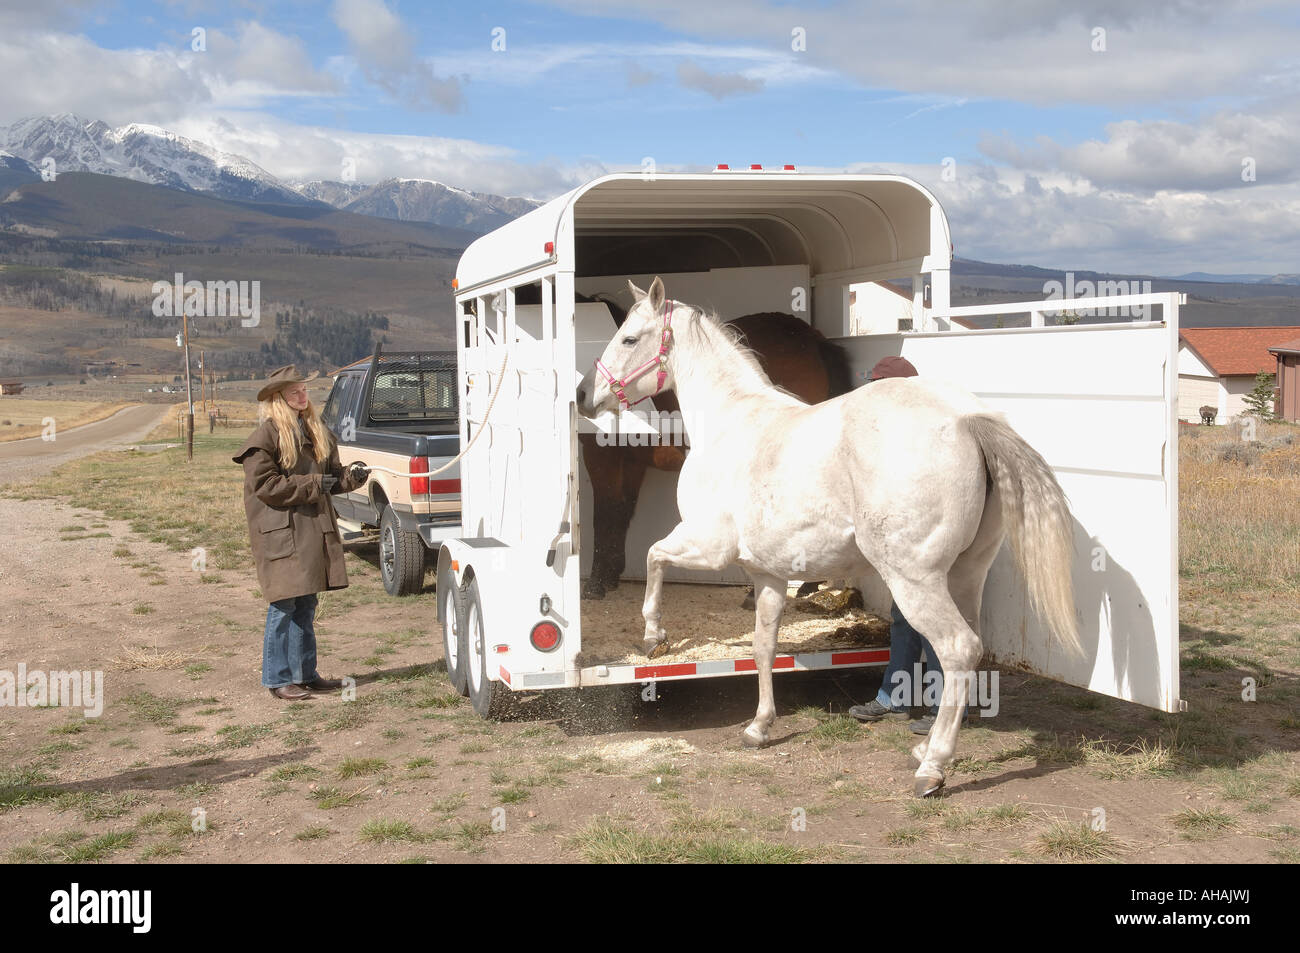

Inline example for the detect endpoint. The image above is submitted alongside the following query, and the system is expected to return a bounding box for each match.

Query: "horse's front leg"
[642,522,736,657]
[743,572,787,747]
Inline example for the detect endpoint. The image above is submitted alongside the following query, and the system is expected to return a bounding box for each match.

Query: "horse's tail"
[962,413,1081,658]
[817,339,854,398]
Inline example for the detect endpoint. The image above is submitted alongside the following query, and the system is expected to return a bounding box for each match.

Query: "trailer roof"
[454,172,950,293]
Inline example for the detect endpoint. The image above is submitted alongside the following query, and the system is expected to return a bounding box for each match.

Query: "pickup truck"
[321,348,462,596]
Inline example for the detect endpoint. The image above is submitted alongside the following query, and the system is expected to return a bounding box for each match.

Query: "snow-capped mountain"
[0,114,312,205]
[0,114,543,231]
[296,177,540,232]
[0,150,37,174]
[290,179,368,208]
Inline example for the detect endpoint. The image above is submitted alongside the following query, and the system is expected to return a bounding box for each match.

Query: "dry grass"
[0,398,130,442]
[111,645,210,671]
[1179,420,1300,594]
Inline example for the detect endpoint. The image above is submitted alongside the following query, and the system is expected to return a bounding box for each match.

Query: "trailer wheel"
[438,567,468,696]
[379,505,425,596]
[464,577,512,719]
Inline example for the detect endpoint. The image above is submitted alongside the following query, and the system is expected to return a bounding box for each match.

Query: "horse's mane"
[676,302,786,398]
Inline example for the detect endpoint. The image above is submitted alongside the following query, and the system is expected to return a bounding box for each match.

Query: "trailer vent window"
[530,621,561,653]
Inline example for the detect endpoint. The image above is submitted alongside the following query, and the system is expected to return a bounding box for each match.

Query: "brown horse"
[580,309,853,599]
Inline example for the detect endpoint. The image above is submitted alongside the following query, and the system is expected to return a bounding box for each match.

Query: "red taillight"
[544,241,554,255]
[715,163,729,170]
[750,163,762,170]
[783,164,795,170]
[530,621,561,652]
[428,478,459,495]
[409,456,429,495]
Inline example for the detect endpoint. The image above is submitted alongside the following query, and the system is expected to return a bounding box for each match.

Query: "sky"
[1,0,1299,274]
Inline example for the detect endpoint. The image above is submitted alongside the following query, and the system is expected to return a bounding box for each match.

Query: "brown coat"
[232,419,364,604]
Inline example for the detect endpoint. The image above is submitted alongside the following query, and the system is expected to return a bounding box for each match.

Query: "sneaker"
[848,699,907,722]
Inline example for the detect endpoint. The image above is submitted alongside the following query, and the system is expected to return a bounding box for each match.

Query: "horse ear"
[648,276,665,313]
[627,279,647,300]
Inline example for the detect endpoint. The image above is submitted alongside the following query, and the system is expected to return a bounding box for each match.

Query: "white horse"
[576,277,1080,797]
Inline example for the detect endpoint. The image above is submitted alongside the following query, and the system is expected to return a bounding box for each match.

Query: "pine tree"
[1242,370,1277,419]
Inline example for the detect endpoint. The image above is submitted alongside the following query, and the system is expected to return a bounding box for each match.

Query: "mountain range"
[0,114,540,233]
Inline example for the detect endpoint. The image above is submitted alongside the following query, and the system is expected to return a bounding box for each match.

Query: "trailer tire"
[380,505,424,596]
[439,568,468,696]
[464,577,512,719]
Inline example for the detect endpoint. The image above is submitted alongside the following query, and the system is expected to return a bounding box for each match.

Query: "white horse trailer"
[436,171,1183,720]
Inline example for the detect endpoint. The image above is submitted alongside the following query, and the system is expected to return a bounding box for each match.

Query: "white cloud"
[980,104,1300,191]
[826,158,1300,274]
[539,0,1300,107]
[167,112,592,198]
[330,0,461,111]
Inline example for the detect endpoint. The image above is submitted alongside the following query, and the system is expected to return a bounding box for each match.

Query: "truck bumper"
[416,519,464,548]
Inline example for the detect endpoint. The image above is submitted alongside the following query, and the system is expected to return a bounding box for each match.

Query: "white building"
[1177,326,1299,423]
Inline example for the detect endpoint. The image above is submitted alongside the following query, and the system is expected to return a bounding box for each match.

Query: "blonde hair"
[259,390,331,471]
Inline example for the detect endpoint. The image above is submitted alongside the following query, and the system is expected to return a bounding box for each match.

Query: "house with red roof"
[1178,326,1298,423]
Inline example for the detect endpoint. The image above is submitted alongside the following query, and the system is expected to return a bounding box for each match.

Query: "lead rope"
[343,347,509,480]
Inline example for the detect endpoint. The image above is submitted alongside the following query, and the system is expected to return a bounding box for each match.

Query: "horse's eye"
[621,336,638,346]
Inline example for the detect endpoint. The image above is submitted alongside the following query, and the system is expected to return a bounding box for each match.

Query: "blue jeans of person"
[262,594,319,688]
[875,602,967,717]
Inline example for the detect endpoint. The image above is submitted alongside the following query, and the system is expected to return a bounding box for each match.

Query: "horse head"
[576,275,677,417]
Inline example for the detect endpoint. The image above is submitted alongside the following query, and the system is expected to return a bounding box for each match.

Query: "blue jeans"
[875,602,964,717]
[262,594,319,688]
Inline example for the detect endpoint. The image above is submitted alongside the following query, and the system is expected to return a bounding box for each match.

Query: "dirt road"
[0,404,172,486]
[0,486,1294,862]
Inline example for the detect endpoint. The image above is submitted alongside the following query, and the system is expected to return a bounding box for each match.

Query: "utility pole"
[183,313,194,461]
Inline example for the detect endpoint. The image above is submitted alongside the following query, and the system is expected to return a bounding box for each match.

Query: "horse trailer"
[435,171,1182,720]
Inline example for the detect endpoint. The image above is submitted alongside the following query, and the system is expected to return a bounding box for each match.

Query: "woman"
[233,365,370,700]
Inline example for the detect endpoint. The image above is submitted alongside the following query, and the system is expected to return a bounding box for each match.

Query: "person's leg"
[879,602,925,708]
[850,602,920,720]
[282,595,309,685]
[291,593,319,683]
[262,601,295,689]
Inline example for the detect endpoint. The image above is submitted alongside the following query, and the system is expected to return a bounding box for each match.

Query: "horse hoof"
[646,640,671,659]
[582,580,606,600]
[913,774,945,798]
[795,580,821,598]
[741,726,768,748]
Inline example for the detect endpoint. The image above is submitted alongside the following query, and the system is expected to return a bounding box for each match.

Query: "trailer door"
[835,294,1182,713]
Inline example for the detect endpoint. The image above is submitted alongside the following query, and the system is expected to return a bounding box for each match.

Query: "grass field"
[0,397,130,442]
[1,414,1297,863]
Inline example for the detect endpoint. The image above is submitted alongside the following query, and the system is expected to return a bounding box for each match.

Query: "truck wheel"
[464,577,512,719]
[380,505,425,596]
[438,565,468,696]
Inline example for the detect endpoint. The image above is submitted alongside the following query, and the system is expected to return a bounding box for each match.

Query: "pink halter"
[595,300,674,410]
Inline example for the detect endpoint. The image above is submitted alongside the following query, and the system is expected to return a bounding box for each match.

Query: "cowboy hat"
[257,364,320,402]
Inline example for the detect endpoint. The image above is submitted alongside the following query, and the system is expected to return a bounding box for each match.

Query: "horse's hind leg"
[742,572,787,747]
[642,522,737,657]
[888,576,983,797]
[912,485,1004,765]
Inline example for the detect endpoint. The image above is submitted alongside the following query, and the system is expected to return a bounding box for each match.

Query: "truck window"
[369,358,458,421]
